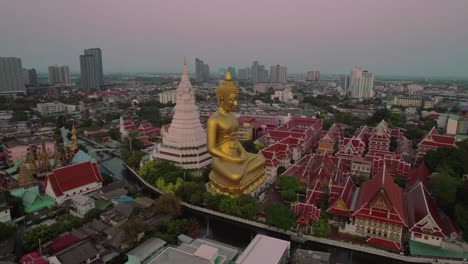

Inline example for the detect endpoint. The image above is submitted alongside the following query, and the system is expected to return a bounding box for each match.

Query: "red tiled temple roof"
[46,162,103,196]
[353,165,408,227]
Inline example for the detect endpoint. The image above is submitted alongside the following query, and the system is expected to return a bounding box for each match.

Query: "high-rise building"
[48,65,70,85]
[58,65,70,85]
[28,69,37,86]
[22,68,30,86]
[195,58,204,82]
[151,58,211,170]
[270,64,287,83]
[80,48,103,90]
[307,70,320,81]
[340,75,350,95]
[251,61,268,84]
[0,57,25,94]
[238,67,250,81]
[350,67,374,98]
[48,65,59,84]
[84,48,103,85]
[203,64,210,82]
[195,58,210,83]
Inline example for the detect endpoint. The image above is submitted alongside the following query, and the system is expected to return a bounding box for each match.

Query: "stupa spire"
[151,58,211,170]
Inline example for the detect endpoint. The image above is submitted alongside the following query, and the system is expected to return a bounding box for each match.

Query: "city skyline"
[1,0,468,77]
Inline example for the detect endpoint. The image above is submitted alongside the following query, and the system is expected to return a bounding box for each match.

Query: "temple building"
[44,161,103,204]
[260,118,322,183]
[415,127,456,165]
[151,59,211,170]
[317,123,341,154]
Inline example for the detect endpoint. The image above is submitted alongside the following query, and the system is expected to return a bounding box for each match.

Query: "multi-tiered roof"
[151,58,211,170]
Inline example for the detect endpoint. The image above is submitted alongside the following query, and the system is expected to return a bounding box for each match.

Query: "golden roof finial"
[225,71,232,81]
[70,124,78,151]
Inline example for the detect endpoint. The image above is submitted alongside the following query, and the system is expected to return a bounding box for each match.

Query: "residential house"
[48,240,99,264]
[69,194,95,218]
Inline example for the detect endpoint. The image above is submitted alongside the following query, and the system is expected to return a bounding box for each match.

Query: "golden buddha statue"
[207,72,266,196]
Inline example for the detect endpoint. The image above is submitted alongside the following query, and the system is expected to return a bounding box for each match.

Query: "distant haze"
[1,0,467,77]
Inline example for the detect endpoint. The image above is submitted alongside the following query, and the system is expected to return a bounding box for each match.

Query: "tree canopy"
[264,204,296,230]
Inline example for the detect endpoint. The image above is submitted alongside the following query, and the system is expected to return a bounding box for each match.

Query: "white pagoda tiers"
[151,58,211,170]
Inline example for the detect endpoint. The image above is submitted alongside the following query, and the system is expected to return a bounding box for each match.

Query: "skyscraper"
[58,65,70,85]
[203,64,210,82]
[251,61,268,84]
[22,68,30,86]
[84,48,103,85]
[307,70,320,81]
[28,69,37,86]
[195,58,209,83]
[340,75,350,95]
[270,64,287,83]
[238,67,250,81]
[350,67,374,98]
[0,57,25,94]
[48,65,70,85]
[80,48,103,90]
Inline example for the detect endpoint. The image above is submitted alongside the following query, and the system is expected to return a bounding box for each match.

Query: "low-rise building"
[235,234,290,264]
[150,238,239,264]
[37,102,77,117]
[159,90,177,104]
[0,194,11,223]
[2,137,55,166]
[101,202,134,226]
[48,240,99,264]
[125,237,167,264]
[393,97,422,108]
[69,194,95,218]
[253,83,267,94]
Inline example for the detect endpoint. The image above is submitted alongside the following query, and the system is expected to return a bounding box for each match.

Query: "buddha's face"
[221,93,238,112]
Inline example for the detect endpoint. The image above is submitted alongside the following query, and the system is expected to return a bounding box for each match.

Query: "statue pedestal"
[208,169,266,197]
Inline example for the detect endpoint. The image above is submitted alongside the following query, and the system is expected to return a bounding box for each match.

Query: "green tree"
[281,189,297,202]
[10,110,29,122]
[405,127,425,142]
[122,219,151,248]
[311,212,331,237]
[422,118,437,131]
[1,190,24,218]
[122,149,145,169]
[84,208,104,222]
[219,196,239,216]
[0,222,16,241]
[108,127,121,140]
[454,203,468,241]
[429,172,462,209]
[387,113,406,128]
[154,194,182,217]
[264,204,296,230]
[241,140,257,153]
[202,192,221,210]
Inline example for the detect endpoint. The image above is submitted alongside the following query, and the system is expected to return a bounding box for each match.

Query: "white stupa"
[119,115,129,140]
[151,58,211,170]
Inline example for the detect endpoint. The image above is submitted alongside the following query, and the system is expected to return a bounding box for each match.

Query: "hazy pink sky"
[1,0,467,76]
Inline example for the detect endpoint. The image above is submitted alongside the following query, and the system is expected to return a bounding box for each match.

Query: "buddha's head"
[216,72,239,112]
